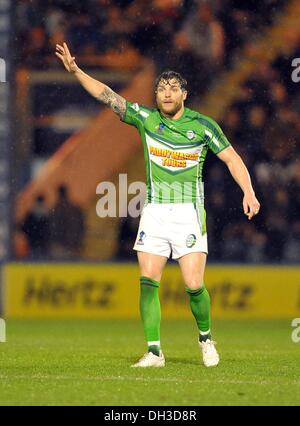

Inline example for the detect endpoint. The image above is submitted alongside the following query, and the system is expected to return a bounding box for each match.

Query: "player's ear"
[183,90,187,101]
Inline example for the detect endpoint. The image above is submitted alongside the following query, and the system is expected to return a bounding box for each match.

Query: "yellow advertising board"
[3,263,300,319]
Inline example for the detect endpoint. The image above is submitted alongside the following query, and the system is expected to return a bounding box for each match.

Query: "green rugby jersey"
[122,101,230,204]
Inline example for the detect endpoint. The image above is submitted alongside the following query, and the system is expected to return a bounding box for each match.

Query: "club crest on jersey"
[186,234,196,248]
[186,130,195,140]
[137,230,146,245]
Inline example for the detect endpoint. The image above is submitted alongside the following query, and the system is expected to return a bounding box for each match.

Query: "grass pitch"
[0,319,299,406]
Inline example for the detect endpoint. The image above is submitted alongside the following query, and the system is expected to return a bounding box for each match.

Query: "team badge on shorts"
[186,130,195,140]
[137,230,146,245]
[186,234,197,248]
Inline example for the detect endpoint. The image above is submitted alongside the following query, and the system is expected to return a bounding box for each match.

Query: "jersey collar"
[159,107,187,124]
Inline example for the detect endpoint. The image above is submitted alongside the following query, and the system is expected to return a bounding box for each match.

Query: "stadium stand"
[13,0,300,263]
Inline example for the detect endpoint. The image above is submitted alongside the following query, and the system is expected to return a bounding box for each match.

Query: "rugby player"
[56,43,260,368]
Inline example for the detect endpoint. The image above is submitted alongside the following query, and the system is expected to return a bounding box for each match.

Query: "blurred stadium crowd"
[16,0,286,94]
[208,52,300,263]
[14,0,300,263]
[19,186,85,259]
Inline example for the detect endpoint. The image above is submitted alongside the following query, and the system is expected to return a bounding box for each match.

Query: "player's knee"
[140,276,160,288]
[185,280,204,291]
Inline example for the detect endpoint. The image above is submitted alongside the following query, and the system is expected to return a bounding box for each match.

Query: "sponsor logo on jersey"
[186,130,196,140]
[137,231,146,245]
[186,234,197,248]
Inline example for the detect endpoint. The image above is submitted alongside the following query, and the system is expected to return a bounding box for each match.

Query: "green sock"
[148,345,160,356]
[186,286,211,340]
[140,276,161,355]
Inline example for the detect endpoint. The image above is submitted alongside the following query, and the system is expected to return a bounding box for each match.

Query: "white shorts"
[133,203,208,260]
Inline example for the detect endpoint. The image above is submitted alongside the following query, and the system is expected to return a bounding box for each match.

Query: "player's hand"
[243,192,260,220]
[55,42,79,73]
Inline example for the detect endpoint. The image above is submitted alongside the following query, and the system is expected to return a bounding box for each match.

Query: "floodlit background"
[3,0,299,317]
[0,0,300,407]
[8,0,300,264]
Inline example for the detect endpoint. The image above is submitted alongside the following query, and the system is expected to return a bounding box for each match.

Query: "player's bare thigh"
[137,251,168,282]
[178,252,207,290]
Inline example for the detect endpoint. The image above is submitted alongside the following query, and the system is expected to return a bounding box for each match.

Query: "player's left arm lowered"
[217,146,260,220]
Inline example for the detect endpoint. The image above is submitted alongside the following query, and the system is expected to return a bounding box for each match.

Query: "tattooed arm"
[55,42,126,119]
[97,86,126,119]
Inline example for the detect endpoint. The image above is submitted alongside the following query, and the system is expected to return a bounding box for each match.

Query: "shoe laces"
[138,352,157,364]
[140,353,151,361]
[201,340,217,353]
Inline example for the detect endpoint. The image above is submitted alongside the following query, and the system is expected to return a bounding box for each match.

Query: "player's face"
[156,78,187,117]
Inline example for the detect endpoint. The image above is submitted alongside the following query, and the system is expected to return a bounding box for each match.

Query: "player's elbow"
[226,152,243,168]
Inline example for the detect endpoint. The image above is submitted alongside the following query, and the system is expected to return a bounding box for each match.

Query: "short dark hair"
[155,70,187,92]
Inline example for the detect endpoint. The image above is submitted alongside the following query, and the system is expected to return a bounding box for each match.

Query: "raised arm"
[217,146,260,220]
[55,43,126,119]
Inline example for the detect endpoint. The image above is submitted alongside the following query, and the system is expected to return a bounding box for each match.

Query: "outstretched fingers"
[55,52,64,61]
[63,42,72,58]
[56,44,64,54]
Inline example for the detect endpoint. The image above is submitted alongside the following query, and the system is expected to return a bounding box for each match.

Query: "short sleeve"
[122,101,152,129]
[201,117,231,154]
